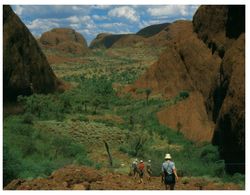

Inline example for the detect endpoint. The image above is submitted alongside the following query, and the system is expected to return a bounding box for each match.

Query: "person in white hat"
[131,159,139,179]
[146,160,152,181]
[161,153,178,190]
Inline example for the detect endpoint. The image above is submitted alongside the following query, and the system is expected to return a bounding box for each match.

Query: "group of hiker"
[130,153,178,190]
[131,159,152,183]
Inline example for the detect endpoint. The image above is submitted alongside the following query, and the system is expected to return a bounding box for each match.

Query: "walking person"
[138,160,145,184]
[131,159,139,179]
[146,160,152,181]
[162,154,178,190]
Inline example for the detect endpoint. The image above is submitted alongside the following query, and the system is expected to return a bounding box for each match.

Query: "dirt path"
[91,173,241,190]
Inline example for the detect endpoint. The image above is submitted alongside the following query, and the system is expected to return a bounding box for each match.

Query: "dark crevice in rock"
[226,5,245,39]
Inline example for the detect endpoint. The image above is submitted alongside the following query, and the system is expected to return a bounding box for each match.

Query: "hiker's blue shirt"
[162,161,175,175]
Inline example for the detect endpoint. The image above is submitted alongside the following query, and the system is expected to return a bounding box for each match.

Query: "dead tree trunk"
[104,140,113,167]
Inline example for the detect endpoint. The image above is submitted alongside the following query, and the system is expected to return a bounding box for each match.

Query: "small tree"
[82,99,90,112]
[176,122,182,134]
[129,115,135,131]
[145,88,152,105]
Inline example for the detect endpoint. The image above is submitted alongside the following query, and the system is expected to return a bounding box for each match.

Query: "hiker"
[162,154,178,190]
[131,159,139,179]
[146,160,152,181]
[138,160,145,183]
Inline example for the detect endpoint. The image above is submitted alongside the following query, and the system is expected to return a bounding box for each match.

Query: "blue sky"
[11,5,199,45]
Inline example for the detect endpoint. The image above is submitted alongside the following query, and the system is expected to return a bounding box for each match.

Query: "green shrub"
[179,91,189,99]
[78,115,89,122]
[95,163,102,170]
[22,113,34,124]
[200,144,219,163]
[182,177,190,184]
[3,144,22,186]
[3,116,92,184]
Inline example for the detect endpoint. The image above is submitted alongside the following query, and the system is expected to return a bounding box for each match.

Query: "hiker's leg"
[170,184,175,190]
[165,184,169,190]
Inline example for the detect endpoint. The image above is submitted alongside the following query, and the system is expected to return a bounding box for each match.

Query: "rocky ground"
[4,165,242,190]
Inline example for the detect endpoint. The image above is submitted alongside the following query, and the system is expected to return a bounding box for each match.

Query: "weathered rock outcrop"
[134,5,245,174]
[193,5,245,174]
[212,33,245,174]
[134,21,221,142]
[3,5,60,101]
[193,5,245,58]
[39,28,89,55]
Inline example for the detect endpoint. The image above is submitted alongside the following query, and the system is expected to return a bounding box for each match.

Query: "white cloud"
[92,5,111,9]
[108,6,140,22]
[67,16,80,23]
[13,5,24,16]
[99,22,125,29]
[92,15,108,20]
[80,16,92,23]
[147,5,190,17]
[69,23,80,29]
[26,18,60,31]
[66,15,96,29]
[79,29,92,36]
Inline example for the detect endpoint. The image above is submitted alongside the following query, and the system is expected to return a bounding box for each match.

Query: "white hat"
[164,153,172,159]
[148,160,151,162]
[140,160,143,163]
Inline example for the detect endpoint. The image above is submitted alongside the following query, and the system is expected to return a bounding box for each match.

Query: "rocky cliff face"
[134,5,245,173]
[39,28,89,55]
[134,20,221,143]
[3,5,61,101]
[193,5,245,174]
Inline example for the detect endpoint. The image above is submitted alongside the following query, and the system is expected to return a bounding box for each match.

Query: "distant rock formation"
[89,33,130,49]
[39,28,89,55]
[89,23,170,49]
[136,23,170,38]
[3,5,61,101]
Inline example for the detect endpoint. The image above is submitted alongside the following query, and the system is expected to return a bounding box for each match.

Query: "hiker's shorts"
[164,174,175,185]
[139,171,144,178]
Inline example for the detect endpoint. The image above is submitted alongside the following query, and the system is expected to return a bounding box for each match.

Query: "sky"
[11,5,199,45]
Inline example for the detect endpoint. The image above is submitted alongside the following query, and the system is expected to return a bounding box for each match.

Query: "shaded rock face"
[39,28,88,55]
[89,33,128,49]
[89,23,170,49]
[193,5,245,58]
[193,5,245,174]
[136,23,170,38]
[3,5,60,101]
[212,34,245,174]
[134,21,220,142]
[135,6,245,174]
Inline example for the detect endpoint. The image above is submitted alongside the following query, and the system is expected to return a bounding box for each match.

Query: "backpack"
[163,162,174,184]
[138,162,145,171]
